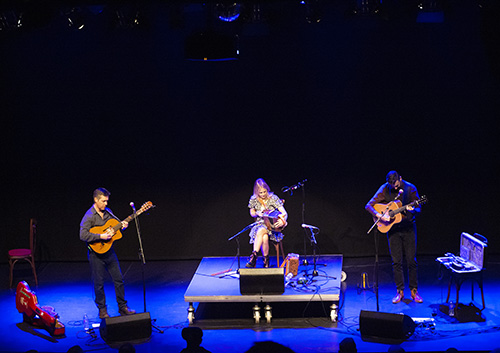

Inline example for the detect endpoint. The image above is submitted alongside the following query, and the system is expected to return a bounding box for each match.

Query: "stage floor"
[1,255,500,353]
[184,255,342,326]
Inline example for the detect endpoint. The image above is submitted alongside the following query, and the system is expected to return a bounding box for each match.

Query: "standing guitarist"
[365,171,423,304]
[79,187,136,319]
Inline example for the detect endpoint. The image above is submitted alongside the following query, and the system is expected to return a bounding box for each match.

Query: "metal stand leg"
[253,304,261,324]
[330,303,338,322]
[187,302,195,324]
[264,304,272,324]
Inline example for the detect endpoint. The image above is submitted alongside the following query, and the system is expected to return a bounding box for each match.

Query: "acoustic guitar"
[373,195,427,233]
[89,201,154,254]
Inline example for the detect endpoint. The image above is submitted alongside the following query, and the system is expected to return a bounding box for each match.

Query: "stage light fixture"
[112,4,143,29]
[65,7,85,30]
[301,0,323,23]
[349,0,381,16]
[215,3,242,22]
[0,10,23,31]
[416,0,444,23]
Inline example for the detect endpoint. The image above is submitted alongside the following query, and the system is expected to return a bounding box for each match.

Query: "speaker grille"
[359,310,415,343]
[100,312,152,343]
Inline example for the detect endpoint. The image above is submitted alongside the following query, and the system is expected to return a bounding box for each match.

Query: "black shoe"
[263,255,270,268]
[119,306,136,316]
[246,251,258,268]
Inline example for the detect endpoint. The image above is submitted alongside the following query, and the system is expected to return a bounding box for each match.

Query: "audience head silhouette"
[338,337,357,353]
[66,346,83,353]
[245,340,296,353]
[181,327,211,352]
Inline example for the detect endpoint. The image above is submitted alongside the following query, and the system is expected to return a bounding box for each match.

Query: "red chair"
[8,219,38,288]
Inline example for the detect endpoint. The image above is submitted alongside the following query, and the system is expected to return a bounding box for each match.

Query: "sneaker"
[392,290,404,304]
[118,306,136,316]
[99,307,110,319]
[411,288,423,303]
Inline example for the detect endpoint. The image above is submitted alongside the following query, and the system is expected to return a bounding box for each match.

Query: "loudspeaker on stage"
[359,310,415,344]
[100,312,152,343]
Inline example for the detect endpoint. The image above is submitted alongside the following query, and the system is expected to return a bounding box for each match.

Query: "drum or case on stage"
[239,268,285,295]
[436,232,488,316]
[436,232,487,273]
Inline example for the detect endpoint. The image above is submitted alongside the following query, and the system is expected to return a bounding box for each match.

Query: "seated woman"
[246,178,288,268]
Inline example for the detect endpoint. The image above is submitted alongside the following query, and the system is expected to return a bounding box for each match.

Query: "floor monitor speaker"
[99,312,152,343]
[239,268,285,295]
[359,310,415,343]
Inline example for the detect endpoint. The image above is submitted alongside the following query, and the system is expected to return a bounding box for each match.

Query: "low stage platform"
[184,254,343,326]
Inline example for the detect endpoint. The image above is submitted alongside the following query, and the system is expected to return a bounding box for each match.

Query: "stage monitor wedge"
[359,310,415,344]
[99,312,152,343]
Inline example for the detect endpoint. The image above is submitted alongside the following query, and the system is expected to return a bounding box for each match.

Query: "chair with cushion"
[8,218,38,288]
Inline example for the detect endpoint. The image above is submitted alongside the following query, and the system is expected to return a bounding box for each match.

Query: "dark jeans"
[88,248,127,310]
[387,223,418,291]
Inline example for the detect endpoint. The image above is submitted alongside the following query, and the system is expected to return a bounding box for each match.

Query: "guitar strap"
[105,207,122,222]
[257,198,268,211]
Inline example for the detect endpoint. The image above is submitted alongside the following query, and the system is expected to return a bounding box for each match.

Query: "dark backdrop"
[1,1,498,263]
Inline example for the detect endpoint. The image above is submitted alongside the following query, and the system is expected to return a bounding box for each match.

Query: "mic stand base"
[150,318,164,334]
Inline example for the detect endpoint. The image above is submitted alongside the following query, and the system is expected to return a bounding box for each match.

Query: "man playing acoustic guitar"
[79,187,136,319]
[365,171,423,304]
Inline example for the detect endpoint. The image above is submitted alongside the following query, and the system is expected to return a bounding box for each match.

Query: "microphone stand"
[282,179,308,265]
[365,192,401,312]
[131,205,163,334]
[217,221,262,277]
[301,183,308,266]
[307,228,319,276]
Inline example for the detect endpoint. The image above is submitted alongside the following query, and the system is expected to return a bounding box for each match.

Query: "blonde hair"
[253,178,272,198]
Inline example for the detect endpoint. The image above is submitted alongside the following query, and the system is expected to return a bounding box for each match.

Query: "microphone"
[395,189,404,200]
[301,223,319,230]
[282,179,307,194]
[130,202,136,212]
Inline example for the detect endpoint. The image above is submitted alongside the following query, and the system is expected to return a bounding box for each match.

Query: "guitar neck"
[108,201,153,233]
[389,200,418,217]
[111,211,141,231]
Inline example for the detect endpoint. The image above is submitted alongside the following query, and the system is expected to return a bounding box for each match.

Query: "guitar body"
[372,195,427,233]
[373,200,403,233]
[89,219,123,254]
[87,201,154,254]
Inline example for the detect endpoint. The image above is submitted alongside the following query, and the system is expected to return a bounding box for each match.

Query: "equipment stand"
[282,179,308,264]
[366,201,394,312]
[217,221,262,277]
[132,205,163,334]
